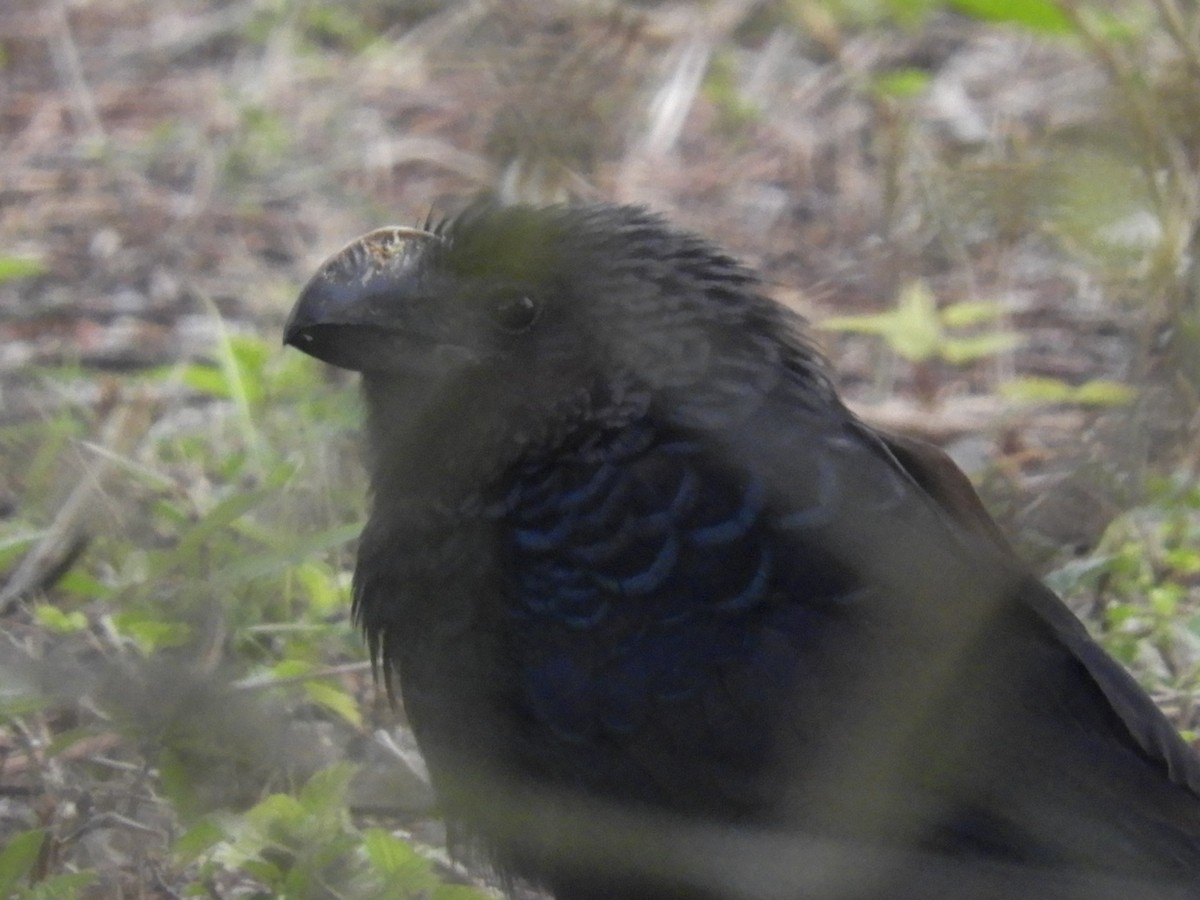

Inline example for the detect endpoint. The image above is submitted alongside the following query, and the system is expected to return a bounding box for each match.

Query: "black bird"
[284,201,1200,899]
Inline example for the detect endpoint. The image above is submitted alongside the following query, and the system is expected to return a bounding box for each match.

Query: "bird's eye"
[488,290,542,334]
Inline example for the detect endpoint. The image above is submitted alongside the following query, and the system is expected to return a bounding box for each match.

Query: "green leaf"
[229,335,270,381]
[241,793,306,835]
[998,376,1075,404]
[939,299,1008,328]
[940,332,1021,364]
[820,312,894,336]
[999,376,1135,407]
[888,281,943,362]
[297,764,356,813]
[872,68,930,99]
[948,0,1072,34]
[111,611,191,654]
[0,256,46,282]
[292,560,349,617]
[1165,548,1200,576]
[181,363,232,400]
[361,828,434,884]
[0,829,45,893]
[0,531,40,570]
[1149,583,1183,617]
[1073,379,1136,406]
[57,569,110,600]
[305,680,362,728]
[272,658,312,680]
[31,604,88,634]
[240,858,284,885]
[174,818,227,863]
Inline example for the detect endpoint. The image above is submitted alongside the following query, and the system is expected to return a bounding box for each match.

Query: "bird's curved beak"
[284,226,438,373]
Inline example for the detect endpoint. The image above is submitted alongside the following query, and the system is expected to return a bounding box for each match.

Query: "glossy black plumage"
[285,201,1200,899]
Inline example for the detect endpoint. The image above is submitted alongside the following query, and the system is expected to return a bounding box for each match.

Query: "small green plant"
[0,829,95,898]
[1048,473,1200,702]
[180,766,490,899]
[0,308,384,893]
[998,375,1136,408]
[822,280,1021,365]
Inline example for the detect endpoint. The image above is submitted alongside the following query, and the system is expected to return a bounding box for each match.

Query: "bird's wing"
[874,428,1013,553]
[496,394,1200,871]
[872,422,1200,799]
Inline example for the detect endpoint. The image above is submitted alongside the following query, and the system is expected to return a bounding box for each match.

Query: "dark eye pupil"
[491,292,540,333]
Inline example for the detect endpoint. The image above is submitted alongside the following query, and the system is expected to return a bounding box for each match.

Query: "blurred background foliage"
[3,0,1200,895]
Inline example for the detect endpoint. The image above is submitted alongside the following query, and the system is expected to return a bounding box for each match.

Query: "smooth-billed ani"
[284,201,1200,899]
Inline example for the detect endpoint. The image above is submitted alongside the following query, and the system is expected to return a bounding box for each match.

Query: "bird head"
[284,201,825,494]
